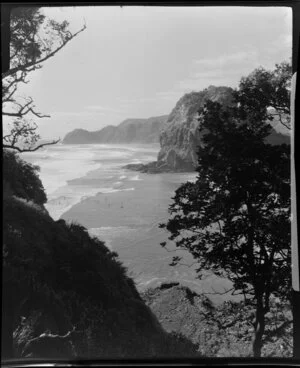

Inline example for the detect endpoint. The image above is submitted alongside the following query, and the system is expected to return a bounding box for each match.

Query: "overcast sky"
[11,6,292,139]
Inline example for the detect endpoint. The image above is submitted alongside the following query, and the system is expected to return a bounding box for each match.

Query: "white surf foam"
[46,186,136,220]
[129,174,142,181]
[21,146,103,196]
[20,144,153,221]
[87,226,139,251]
[103,187,135,193]
[45,186,101,220]
[113,181,123,187]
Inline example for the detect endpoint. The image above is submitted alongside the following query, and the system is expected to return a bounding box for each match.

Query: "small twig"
[202,286,235,296]
[177,261,199,269]
[3,98,51,118]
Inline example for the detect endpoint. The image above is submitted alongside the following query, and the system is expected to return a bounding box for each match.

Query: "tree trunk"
[252,296,265,357]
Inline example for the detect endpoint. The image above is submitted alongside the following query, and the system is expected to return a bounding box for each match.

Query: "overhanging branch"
[3,98,51,118]
[2,24,86,79]
[3,139,60,153]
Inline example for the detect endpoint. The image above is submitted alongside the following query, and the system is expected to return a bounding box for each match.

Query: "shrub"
[3,149,47,205]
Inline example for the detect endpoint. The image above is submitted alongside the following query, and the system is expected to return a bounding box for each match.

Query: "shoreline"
[123,161,196,174]
[59,169,237,305]
[29,143,236,305]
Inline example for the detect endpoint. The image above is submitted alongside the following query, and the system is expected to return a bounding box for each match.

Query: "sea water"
[21,143,160,219]
[21,143,234,303]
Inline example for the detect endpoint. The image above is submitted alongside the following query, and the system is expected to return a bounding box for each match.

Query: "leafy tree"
[2,6,86,152]
[160,64,291,357]
[237,61,292,130]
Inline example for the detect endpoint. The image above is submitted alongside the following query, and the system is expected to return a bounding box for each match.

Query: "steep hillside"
[143,283,292,357]
[63,115,168,144]
[2,150,198,360]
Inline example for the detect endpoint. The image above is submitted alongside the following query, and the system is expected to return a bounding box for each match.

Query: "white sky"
[7,6,292,139]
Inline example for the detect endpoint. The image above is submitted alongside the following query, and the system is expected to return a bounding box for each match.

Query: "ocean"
[21,143,235,304]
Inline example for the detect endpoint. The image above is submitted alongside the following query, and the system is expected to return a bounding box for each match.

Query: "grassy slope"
[3,196,200,359]
[2,151,198,359]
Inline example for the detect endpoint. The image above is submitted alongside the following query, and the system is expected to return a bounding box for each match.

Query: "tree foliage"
[3,149,47,205]
[236,61,292,129]
[2,6,86,152]
[160,62,291,357]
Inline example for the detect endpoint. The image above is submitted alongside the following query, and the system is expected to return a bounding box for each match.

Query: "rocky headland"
[156,86,235,171]
[123,85,290,173]
[62,85,290,174]
[63,115,168,144]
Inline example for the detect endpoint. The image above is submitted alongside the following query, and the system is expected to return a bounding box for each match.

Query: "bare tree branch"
[3,13,87,154]
[177,261,199,268]
[3,98,50,118]
[268,111,291,130]
[3,85,18,103]
[202,286,235,296]
[3,139,60,153]
[3,71,28,95]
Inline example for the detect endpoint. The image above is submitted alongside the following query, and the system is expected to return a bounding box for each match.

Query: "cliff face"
[142,86,290,172]
[156,86,234,171]
[63,115,168,144]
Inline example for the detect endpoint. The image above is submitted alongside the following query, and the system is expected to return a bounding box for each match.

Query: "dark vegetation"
[159,61,292,357]
[3,150,47,205]
[2,151,199,359]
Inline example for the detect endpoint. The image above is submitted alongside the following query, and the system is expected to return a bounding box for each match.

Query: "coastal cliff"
[63,115,168,144]
[125,86,290,173]
[157,86,234,171]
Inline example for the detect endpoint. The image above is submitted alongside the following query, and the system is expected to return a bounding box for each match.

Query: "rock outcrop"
[63,115,168,144]
[124,86,290,173]
[143,282,292,357]
[156,86,234,171]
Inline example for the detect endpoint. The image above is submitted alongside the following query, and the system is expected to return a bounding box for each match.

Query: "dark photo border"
[1,1,299,366]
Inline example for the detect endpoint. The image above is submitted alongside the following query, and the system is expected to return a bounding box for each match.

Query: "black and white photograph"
[2,3,297,363]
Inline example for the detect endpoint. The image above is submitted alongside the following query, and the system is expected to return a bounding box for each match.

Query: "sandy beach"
[61,169,236,304]
[23,143,239,305]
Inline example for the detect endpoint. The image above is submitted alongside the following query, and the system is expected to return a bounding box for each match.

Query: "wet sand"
[61,171,238,305]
